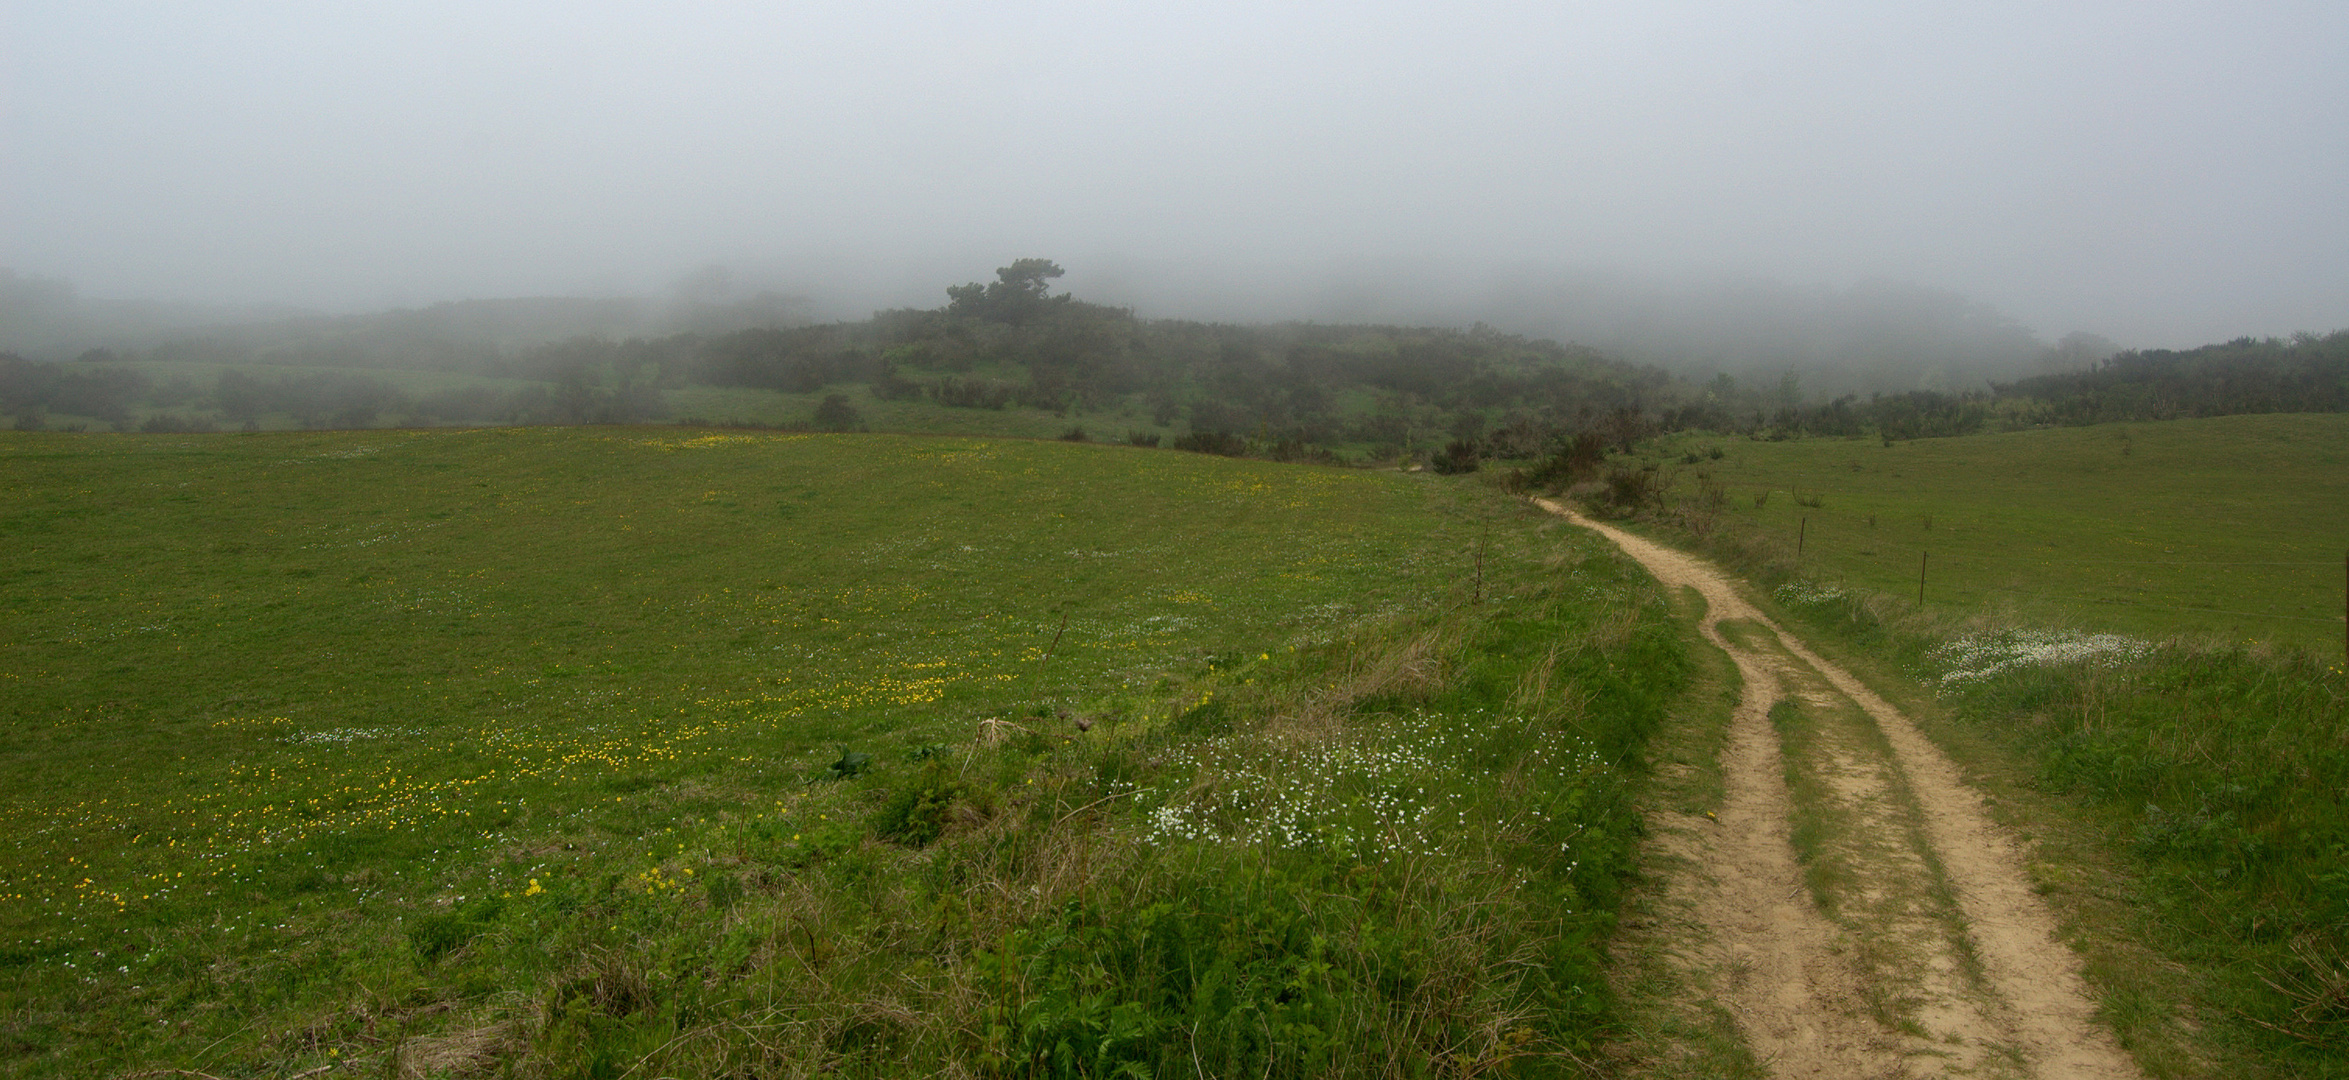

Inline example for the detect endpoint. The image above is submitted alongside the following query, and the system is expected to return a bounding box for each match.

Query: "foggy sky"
[5,1,2345,349]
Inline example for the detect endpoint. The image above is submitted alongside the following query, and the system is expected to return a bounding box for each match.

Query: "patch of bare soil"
[1539,500,2142,1080]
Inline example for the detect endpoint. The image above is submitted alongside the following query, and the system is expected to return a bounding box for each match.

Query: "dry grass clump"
[395,1017,526,1080]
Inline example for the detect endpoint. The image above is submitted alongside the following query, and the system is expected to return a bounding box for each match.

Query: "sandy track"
[1536,500,2141,1079]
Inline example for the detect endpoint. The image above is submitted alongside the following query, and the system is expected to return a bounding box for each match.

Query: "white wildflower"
[1931,628,2154,687]
[1773,581,1846,605]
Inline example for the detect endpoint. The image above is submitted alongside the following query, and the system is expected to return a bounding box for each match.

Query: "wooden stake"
[1472,528,1488,605]
[1798,516,1807,560]
[1028,611,1070,695]
[1918,550,1929,607]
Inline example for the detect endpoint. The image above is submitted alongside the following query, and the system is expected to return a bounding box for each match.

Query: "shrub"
[1430,439,1481,474]
[138,412,218,434]
[1124,429,1161,447]
[812,393,863,432]
[1521,431,1606,489]
[1171,430,1246,456]
[1602,463,1663,510]
[930,377,1016,410]
[1267,438,1339,464]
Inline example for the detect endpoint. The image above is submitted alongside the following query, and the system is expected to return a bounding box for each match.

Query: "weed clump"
[408,896,505,963]
[1168,698,1235,737]
[873,764,962,847]
[826,748,873,780]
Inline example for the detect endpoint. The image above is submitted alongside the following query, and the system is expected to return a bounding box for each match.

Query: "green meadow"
[0,428,1682,1076]
[1651,413,2349,653]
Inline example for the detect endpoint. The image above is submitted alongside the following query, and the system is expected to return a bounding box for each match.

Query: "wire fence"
[1781,533,2344,623]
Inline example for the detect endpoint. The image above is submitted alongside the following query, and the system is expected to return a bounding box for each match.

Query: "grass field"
[0,428,1683,1075]
[1648,413,2349,654]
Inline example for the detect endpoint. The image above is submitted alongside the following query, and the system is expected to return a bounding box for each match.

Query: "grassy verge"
[1570,466,2349,1077]
[0,428,1684,1076]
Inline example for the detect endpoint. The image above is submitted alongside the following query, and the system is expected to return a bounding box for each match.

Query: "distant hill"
[1667,329,2348,442]
[1995,331,2349,424]
[1079,261,2089,397]
[6,261,2342,457]
[2,261,1688,456]
[0,268,812,364]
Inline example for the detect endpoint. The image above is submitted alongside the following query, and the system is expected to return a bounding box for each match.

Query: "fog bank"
[6,2,2343,369]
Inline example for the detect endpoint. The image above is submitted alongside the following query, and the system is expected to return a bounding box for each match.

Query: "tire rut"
[1538,500,2142,1080]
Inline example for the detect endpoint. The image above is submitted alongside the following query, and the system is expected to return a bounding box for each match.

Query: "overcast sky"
[4,1,2344,348]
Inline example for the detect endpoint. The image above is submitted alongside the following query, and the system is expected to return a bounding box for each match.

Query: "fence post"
[1918,550,1928,607]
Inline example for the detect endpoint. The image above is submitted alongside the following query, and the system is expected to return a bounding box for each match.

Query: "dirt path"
[1536,500,2142,1080]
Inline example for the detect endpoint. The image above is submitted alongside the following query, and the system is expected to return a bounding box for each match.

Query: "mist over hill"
[0,267,814,367]
[5,260,2121,399]
[7,258,2339,456]
[1074,260,2112,396]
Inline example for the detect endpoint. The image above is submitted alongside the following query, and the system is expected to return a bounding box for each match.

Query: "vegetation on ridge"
[12,260,2344,463]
